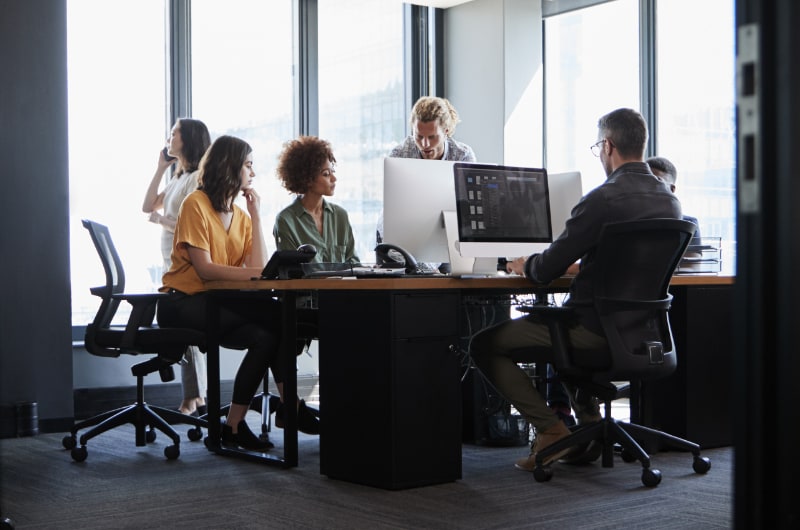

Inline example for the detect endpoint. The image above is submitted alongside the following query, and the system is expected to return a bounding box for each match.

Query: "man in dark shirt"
[646,155,702,240]
[470,108,682,472]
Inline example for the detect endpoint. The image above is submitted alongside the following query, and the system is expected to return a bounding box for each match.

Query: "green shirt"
[273,197,360,264]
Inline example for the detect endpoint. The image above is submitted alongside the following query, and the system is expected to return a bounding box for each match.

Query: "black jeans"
[157,290,282,406]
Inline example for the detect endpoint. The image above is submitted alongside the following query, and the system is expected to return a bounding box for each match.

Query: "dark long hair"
[175,118,211,176]
[198,135,252,213]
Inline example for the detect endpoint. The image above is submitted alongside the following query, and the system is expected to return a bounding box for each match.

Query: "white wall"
[444,0,543,166]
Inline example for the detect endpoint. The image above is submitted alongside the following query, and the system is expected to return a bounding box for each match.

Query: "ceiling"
[404,0,475,8]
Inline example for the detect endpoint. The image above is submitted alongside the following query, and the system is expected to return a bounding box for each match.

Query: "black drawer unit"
[318,290,462,489]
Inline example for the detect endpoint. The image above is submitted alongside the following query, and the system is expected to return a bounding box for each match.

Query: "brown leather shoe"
[515,421,572,471]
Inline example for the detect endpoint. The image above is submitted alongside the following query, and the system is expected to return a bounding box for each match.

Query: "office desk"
[202,276,565,474]
[204,274,734,486]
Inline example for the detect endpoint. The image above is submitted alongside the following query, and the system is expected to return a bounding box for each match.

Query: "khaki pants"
[470,316,606,432]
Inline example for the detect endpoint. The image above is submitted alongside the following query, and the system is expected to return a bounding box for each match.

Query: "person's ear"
[670,184,677,193]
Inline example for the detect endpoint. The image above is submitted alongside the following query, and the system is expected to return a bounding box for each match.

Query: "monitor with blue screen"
[453,163,551,273]
[451,164,583,276]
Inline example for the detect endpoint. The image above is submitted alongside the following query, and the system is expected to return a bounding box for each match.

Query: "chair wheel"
[693,456,711,474]
[533,466,553,482]
[642,467,662,487]
[146,429,157,443]
[620,448,637,463]
[164,444,180,460]
[187,427,203,441]
[71,446,88,462]
[62,435,76,450]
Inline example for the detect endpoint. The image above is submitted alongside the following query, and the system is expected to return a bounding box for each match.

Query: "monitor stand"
[442,211,503,277]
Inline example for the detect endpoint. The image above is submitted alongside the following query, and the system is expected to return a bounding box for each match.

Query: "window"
[544,0,640,193]
[68,1,406,328]
[544,0,736,273]
[68,0,169,326]
[191,0,295,244]
[656,0,736,269]
[317,0,405,261]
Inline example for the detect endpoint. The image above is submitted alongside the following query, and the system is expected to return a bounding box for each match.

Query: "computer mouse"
[297,244,317,255]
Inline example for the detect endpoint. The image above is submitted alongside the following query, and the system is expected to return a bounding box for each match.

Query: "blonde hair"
[410,96,461,137]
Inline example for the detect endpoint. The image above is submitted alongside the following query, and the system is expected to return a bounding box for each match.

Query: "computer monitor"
[546,170,583,241]
[453,163,552,273]
[382,157,457,264]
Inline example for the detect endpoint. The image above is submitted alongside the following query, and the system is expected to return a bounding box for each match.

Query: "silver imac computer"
[382,157,457,266]
[547,170,583,240]
[452,162,553,276]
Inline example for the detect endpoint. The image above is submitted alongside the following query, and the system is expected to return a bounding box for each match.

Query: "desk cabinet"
[637,284,734,448]
[318,290,462,490]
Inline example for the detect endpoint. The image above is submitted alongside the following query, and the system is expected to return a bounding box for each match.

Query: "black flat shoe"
[275,399,320,435]
[221,420,274,452]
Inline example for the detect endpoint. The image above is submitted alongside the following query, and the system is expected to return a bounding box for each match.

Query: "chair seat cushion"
[91,326,205,361]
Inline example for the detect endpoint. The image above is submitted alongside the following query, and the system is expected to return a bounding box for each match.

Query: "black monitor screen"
[454,163,552,243]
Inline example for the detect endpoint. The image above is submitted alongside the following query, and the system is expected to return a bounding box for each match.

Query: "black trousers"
[158,290,282,406]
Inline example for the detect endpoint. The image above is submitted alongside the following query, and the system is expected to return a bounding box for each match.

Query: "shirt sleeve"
[525,190,605,283]
[174,194,212,253]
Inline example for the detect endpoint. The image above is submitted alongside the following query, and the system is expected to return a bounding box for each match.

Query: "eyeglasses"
[590,139,606,157]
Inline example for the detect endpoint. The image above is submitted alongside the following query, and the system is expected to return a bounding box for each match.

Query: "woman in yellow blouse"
[158,135,280,452]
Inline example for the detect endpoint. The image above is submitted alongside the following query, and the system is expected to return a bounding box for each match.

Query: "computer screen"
[453,162,552,262]
[382,157,457,264]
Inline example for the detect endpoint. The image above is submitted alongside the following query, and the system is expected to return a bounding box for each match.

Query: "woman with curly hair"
[273,136,359,264]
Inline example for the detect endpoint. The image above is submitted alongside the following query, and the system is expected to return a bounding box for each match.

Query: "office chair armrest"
[516,304,577,322]
[595,295,672,314]
[112,292,168,349]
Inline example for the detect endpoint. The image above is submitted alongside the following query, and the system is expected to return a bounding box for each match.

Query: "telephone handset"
[374,243,437,275]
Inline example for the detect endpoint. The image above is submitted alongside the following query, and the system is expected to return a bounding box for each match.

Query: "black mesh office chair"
[62,219,208,461]
[517,218,711,487]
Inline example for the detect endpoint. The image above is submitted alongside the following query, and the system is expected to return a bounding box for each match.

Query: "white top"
[160,169,200,269]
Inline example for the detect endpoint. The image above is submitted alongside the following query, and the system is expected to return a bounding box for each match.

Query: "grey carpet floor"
[0,416,732,529]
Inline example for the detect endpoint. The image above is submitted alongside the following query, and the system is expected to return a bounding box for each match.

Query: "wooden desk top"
[205,274,734,292]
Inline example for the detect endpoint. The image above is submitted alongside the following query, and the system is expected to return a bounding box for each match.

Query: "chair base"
[62,374,207,462]
[532,400,711,487]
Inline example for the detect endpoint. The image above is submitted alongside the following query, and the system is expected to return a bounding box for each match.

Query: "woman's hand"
[242,187,261,219]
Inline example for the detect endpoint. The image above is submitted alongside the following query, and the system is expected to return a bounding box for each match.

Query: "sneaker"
[515,421,572,471]
[221,420,274,452]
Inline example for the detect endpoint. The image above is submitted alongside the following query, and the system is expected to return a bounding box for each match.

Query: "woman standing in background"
[142,118,211,416]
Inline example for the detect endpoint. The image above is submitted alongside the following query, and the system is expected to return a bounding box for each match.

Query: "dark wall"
[0,0,74,432]
[734,0,800,526]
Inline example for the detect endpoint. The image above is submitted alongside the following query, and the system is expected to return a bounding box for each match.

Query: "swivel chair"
[516,218,711,487]
[62,219,208,461]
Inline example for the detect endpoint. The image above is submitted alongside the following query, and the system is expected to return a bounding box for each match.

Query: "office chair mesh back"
[586,218,696,381]
[83,219,128,358]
